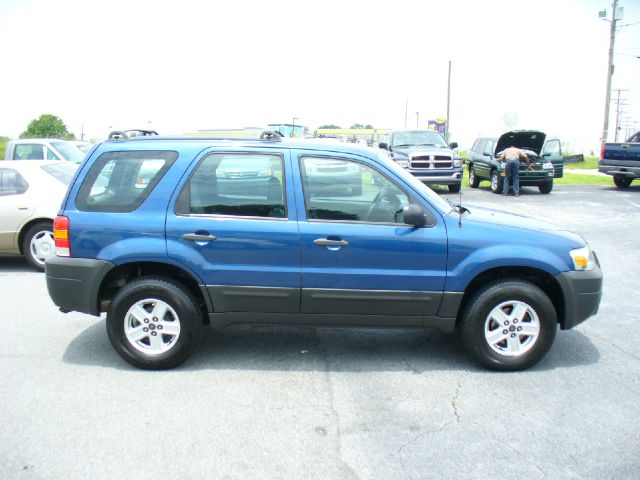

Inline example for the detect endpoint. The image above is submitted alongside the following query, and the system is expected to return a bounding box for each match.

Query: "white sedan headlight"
[570,246,595,271]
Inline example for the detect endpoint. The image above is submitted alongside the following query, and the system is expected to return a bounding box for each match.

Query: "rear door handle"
[182,233,218,242]
[314,238,349,247]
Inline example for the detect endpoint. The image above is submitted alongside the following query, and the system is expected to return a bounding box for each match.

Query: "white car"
[4,139,86,163]
[0,161,77,270]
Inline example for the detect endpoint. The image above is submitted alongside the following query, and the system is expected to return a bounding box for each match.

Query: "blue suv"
[45,132,603,370]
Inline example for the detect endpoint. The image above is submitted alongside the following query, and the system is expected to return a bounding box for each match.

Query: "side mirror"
[482,151,492,157]
[449,142,458,149]
[378,142,388,150]
[403,204,427,227]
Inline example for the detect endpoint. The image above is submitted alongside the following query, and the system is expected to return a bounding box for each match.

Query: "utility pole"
[415,112,420,128]
[446,60,451,143]
[601,0,618,145]
[404,98,408,128]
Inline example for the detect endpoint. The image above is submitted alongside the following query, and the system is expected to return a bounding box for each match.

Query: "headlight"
[453,159,462,168]
[397,160,409,168]
[570,246,595,271]
[543,162,553,170]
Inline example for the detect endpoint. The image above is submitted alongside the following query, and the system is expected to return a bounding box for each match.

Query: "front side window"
[0,168,29,196]
[44,146,58,160]
[176,153,285,218]
[76,150,177,212]
[543,140,561,156]
[301,156,410,224]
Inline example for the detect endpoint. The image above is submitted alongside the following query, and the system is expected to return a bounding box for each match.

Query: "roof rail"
[108,129,159,140]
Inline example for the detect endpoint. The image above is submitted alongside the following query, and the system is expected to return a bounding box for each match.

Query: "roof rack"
[108,129,159,140]
[259,130,282,141]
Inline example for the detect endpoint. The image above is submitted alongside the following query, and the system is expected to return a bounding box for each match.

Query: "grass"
[564,156,599,169]
[554,173,611,185]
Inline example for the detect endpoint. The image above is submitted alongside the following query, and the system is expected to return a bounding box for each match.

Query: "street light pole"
[601,0,618,145]
[415,112,419,128]
[292,117,298,138]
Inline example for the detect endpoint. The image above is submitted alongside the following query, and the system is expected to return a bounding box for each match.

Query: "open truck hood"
[495,130,546,155]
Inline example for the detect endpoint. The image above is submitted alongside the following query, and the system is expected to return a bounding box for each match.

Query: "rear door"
[0,167,32,251]
[542,139,563,178]
[166,147,301,313]
[293,150,447,317]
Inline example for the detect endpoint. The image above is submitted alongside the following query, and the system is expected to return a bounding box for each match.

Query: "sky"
[0,0,639,154]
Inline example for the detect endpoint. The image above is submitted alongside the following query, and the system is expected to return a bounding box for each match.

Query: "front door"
[293,152,448,317]
[166,148,301,313]
[542,139,564,178]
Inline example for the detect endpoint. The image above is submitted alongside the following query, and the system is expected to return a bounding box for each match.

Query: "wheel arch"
[98,261,211,324]
[455,266,564,327]
[18,217,54,255]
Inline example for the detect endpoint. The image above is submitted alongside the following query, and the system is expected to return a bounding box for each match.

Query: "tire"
[468,165,479,188]
[490,170,503,194]
[538,180,553,194]
[107,277,203,369]
[460,279,557,371]
[22,221,54,272]
[448,183,461,193]
[613,175,632,189]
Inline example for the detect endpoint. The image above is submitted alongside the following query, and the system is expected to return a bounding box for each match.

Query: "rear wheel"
[468,165,479,188]
[613,175,632,189]
[107,277,203,369]
[22,221,54,271]
[538,180,553,194]
[490,170,503,194]
[461,279,557,371]
[448,183,461,193]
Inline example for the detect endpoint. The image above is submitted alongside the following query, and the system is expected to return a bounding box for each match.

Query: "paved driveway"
[1,184,638,479]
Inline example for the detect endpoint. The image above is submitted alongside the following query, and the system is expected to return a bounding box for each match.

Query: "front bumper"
[555,258,603,330]
[409,169,463,186]
[46,256,114,316]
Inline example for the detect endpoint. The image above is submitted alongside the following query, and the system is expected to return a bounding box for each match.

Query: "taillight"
[600,142,605,159]
[53,215,70,257]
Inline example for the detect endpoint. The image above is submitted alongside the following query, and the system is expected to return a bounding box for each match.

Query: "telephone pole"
[601,0,619,144]
[446,60,451,143]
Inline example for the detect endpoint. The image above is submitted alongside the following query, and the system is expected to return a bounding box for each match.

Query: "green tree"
[318,124,341,129]
[0,136,10,159]
[350,123,374,129]
[20,114,75,140]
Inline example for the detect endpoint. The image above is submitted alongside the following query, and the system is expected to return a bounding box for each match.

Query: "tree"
[350,123,374,129]
[20,114,75,140]
[317,124,341,129]
[0,136,9,159]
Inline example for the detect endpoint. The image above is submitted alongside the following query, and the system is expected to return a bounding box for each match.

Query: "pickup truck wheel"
[468,166,479,188]
[461,279,557,371]
[538,180,553,194]
[107,277,203,370]
[613,175,632,189]
[448,183,461,193]
[490,170,503,194]
[22,221,54,271]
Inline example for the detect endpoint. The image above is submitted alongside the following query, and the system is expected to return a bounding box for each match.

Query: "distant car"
[5,139,86,164]
[466,131,564,194]
[0,161,78,270]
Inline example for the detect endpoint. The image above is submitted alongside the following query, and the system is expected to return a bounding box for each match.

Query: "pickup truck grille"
[410,155,453,169]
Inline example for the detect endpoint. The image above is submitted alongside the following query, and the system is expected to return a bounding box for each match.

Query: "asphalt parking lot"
[1,183,639,480]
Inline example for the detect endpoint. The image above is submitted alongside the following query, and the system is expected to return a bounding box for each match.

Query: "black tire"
[613,175,632,189]
[107,277,203,369]
[538,181,553,194]
[460,279,557,371]
[22,221,54,272]
[448,183,461,193]
[468,165,480,188]
[490,170,503,194]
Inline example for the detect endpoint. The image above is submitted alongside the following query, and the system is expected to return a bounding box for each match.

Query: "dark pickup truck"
[599,131,640,189]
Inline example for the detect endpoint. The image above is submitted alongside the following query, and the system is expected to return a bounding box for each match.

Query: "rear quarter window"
[75,150,177,212]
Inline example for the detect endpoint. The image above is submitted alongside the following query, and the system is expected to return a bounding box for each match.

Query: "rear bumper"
[45,256,114,316]
[598,165,640,178]
[555,260,603,330]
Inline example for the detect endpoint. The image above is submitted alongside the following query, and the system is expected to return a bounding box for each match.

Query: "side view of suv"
[46,132,602,371]
[466,131,564,194]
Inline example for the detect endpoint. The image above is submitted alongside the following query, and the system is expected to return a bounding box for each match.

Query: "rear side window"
[0,168,29,196]
[175,153,285,218]
[76,150,177,212]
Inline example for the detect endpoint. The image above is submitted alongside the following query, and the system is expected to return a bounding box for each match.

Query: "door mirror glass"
[449,142,458,149]
[402,204,427,227]
[378,142,388,150]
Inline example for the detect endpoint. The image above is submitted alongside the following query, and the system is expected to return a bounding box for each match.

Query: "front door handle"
[182,233,218,242]
[314,238,349,247]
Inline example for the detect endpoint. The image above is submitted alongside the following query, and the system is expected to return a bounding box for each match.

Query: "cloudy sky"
[1,0,639,153]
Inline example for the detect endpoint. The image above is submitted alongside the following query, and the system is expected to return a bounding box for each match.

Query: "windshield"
[41,162,78,185]
[51,141,86,163]
[375,151,453,214]
[392,131,448,148]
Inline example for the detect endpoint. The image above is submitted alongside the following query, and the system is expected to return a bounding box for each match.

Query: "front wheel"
[538,180,553,194]
[468,166,479,188]
[461,279,557,371]
[613,175,632,189]
[107,277,203,369]
[490,170,503,194]
[22,221,54,271]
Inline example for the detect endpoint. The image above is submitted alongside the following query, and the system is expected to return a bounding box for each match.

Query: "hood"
[495,130,546,155]
[393,145,453,158]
